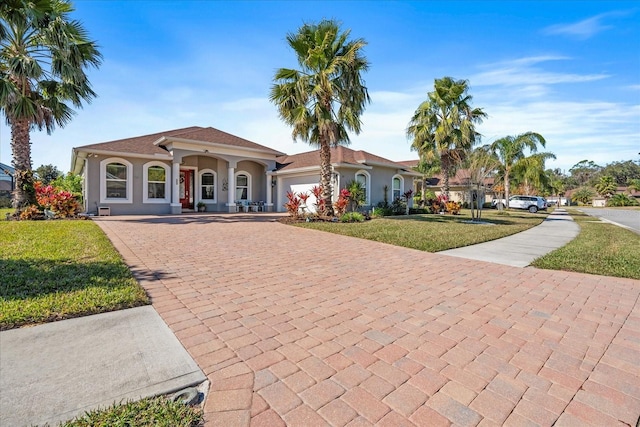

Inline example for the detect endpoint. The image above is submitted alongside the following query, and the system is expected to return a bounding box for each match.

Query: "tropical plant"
[445,201,462,215]
[1,0,102,211]
[511,151,556,195]
[407,77,486,199]
[340,212,365,223]
[571,187,596,205]
[489,132,548,210]
[628,178,640,194]
[594,175,617,199]
[270,19,370,216]
[346,180,365,212]
[52,172,82,203]
[334,188,351,217]
[284,191,301,219]
[607,193,639,207]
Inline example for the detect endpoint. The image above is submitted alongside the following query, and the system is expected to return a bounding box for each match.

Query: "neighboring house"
[275,146,421,212]
[0,162,15,198]
[399,161,495,204]
[71,127,285,215]
[71,127,420,215]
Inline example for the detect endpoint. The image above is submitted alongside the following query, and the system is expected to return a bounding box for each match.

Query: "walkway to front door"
[96,214,640,427]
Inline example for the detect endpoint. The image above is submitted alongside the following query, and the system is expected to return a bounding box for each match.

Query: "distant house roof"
[0,163,14,185]
[426,169,495,187]
[276,146,420,175]
[74,126,284,157]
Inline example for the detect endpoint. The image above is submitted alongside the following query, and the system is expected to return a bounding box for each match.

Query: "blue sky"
[1,0,638,174]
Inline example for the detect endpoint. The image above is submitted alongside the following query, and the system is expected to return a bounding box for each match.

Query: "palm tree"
[407,77,486,199]
[511,152,556,195]
[270,20,370,216]
[1,0,101,209]
[489,132,547,209]
[594,175,617,200]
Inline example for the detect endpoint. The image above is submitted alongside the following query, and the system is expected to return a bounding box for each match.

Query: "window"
[235,172,251,201]
[199,169,216,201]
[143,162,170,203]
[392,175,403,200]
[355,170,370,205]
[100,158,132,203]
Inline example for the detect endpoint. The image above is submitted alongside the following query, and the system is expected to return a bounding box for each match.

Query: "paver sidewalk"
[96,214,640,427]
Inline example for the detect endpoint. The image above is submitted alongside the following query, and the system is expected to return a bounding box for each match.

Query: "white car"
[492,195,548,213]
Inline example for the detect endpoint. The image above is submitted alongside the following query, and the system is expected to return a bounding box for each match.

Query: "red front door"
[179,170,194,209]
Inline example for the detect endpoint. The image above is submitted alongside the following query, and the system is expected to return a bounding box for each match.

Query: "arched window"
[143,162,170,203]
[235,171,251,201]
[199,169,217,202]
[392,175,404,200]
[355,170,370,205]
[100,158,132,203]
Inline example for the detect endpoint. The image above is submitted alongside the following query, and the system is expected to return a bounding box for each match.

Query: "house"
[275,146,421,212]
[71,127,420,215]
[398,160,495,204]
[0,162,15,198]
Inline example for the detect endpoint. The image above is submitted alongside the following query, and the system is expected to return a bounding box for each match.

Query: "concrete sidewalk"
[0,306,206,427]
[438,209,579,267]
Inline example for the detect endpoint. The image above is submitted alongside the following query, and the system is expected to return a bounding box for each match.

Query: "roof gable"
[74,126,283,156]
[276,146,415,173]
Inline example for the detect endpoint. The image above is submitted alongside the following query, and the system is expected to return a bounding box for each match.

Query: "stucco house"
[71,127,420,215]
[275,146,421,212]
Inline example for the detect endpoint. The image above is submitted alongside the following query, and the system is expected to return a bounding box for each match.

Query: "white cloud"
[471,56,609,91]
[543,14,613,40]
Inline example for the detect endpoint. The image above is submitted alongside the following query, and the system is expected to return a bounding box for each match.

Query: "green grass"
[296,209,547,252]
[0,219,149,330]
[58,396,203,427]
[531,209,640,279]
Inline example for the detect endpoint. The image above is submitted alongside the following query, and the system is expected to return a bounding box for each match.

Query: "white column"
[170,161,181,214]
[266,172,273,210]
[226,164,236,212]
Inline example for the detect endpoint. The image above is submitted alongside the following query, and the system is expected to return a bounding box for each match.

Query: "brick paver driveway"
[96,214,639,427]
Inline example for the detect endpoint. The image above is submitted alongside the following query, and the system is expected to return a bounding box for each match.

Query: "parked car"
[492,195,548,213]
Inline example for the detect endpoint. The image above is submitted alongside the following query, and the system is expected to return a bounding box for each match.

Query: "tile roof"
[276,146,415,172]
[426,169,495,187]
[74,126,283,156]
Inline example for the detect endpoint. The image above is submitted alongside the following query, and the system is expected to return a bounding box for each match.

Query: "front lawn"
[531,209,640,279]
[0,219,149,330]
[296,209,547,252]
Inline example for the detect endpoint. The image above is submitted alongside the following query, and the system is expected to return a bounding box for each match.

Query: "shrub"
[310,185,325,215]
[334,188,351,216]
[445,201,462,215]
[0,196,11,208]
[607,193,639,207]
[391,197,406,215]
[34,182,80,218]
[284,191,302,219]
[19,205,43,220]
[340,212,365,222]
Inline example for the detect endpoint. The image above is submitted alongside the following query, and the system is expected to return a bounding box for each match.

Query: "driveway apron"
[95,214,640,427]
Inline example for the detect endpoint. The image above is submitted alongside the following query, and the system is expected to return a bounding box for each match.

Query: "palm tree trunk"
[10,117,35,209]
[504,169,511,210]
[441,155,450,199]
[319,141,334,216]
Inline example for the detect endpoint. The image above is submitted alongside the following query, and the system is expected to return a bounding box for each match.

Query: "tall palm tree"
[407,77,486,199]
[489,132,547,209]
[1,0,101,209]
[270,19,370,216]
